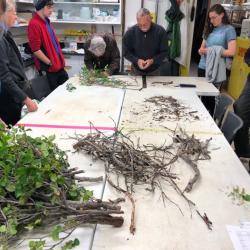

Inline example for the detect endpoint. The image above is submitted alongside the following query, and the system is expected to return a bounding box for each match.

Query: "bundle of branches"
[168,128,212,192]
[0,126,123,249]
[73,129,209,233]
[144,96,200,121]
[79,66,128,87]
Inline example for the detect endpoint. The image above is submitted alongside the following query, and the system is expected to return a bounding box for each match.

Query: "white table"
[119,87,221,135]
[92,132,250,250]
[111,76,219,97]
[18,77,125,132]
[92,87,250,250]
[15,76,248,250]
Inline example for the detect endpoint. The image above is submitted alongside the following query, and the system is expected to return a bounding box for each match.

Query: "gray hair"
[6,0,15,11]
[88,35,106,57]
[136,8,150,18]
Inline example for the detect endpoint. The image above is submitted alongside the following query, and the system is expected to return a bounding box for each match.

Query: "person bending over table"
[233,47,250,158]
[0,0,38,126]
[84,33,120,76]
[198,4,236,115]
[122,8,168,76]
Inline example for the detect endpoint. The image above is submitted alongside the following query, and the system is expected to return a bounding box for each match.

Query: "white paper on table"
[227,225,250,250]
[76,48,85,54]
[240,222,250,230]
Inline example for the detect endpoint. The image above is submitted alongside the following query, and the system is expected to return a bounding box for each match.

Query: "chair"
[213,93,234,127]
[221,110,243,144]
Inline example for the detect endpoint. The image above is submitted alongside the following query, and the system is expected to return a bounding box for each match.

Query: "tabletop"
[14,76,248,250]
[92,87,250,250]
[18,77,125,132]
[111,75,220,97]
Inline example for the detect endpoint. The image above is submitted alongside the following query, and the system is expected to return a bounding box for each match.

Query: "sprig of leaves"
[228,186,250,205]
[79,66,127,87]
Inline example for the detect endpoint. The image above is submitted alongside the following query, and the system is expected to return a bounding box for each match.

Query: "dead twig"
[196,210,213,230]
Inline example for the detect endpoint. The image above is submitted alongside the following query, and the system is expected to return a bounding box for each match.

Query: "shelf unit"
[222,1,250,27]
[52,1,121,25]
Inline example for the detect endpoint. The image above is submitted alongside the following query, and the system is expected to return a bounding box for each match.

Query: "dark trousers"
[198,68,216,115]
[0,94,22,126]
[233,74,250,156]
[46,69,69,91]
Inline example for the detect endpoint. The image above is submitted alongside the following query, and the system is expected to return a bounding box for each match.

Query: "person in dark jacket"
[233,47,250,158]
[84,33,120,76]
[122,8,168,76]
[0,0,38,126]
[28,0,68,91]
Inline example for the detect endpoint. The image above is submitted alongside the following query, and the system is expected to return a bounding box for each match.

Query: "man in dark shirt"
[122,8,168,76]
[84,33,120,76]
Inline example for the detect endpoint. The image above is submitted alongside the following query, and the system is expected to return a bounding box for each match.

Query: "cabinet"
[64,54,84,77]
[51,1,122,25]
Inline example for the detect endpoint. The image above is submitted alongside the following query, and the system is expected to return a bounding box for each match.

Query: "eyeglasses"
[209,15,219,20]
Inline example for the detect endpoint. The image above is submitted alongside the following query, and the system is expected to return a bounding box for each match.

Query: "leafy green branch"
[79,66,128,87]
[0,125,124,249]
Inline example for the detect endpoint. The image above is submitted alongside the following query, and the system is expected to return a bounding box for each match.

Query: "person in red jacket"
[27,0,68,91]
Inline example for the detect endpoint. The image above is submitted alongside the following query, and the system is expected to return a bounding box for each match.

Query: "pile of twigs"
[144,96,199,121]
[73,127,212,233]
[0,126,123,249]
[173,128,212,192]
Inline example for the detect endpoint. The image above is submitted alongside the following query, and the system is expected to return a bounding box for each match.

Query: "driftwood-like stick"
[181,155,200,193]
[107,178,136,234]
[196,210,213,230]
[74,176,103,182]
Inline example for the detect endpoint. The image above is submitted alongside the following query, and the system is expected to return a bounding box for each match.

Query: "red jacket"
[27,13,65,72]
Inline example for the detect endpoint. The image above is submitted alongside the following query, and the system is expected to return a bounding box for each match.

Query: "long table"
[16,76,248,250]
[92,86,250,250]
[111,76,220,96]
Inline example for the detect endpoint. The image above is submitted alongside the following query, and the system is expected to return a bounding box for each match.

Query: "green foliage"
[0,127,70,203]
[228,186,250,204]
[67,185,93,201]
[79,65,127,87]
[66,83,76,92]
[29,240,46,250]
[51,225,63,241]
[62,238,80,250]
[0,127,93,248]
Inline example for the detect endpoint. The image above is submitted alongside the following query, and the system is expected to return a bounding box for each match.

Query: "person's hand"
[143,59,154,69]
[102,71,110,77]
[137,59,147,70]
[23,97,38,112]
[198,47,208,55]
